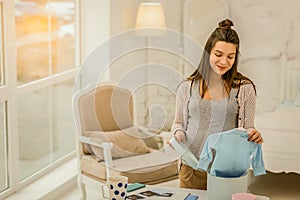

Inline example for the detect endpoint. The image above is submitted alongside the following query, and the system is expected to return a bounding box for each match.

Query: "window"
[16,0,76,84]
[18,80,75,180]
[0,0,79,197]
[0,0,8,194]
[0,102,8,192]
[0,2,3,86]
[15,0,77,182]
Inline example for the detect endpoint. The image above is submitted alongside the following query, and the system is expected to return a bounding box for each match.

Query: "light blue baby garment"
[198,128,266,177]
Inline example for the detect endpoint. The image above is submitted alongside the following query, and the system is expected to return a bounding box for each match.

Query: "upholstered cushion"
[80,150,179,184]
[85,126,152,160]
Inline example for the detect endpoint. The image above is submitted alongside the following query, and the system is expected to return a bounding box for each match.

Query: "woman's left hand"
[247,128,263,144]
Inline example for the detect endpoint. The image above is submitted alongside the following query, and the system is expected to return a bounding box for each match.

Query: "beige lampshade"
[136,2,166,29]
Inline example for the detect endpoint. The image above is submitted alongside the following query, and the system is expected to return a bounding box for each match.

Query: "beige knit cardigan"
[171,80,257,134]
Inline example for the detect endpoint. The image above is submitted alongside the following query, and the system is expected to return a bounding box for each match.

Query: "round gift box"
[207,173,248,200]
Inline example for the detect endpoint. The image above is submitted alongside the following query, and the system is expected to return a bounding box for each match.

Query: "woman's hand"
[247,128,263,144]
[167,130,186,147]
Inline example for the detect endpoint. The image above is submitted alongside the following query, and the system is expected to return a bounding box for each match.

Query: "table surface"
[127,184,270,200]
[128,185,207,199]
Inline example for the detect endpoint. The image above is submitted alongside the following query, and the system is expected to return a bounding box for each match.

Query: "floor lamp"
[135,2,166,126]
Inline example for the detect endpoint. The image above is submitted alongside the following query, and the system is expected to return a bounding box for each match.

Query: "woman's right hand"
[167,130,186,147]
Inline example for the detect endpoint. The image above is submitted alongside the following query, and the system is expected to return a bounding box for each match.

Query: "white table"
[128,185,207,199]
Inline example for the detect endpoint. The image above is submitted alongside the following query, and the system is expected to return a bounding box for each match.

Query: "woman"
[168,19,263,190]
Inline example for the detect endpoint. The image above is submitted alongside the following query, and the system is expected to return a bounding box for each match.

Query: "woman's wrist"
[173,128,186,143]
[173,128,186,136]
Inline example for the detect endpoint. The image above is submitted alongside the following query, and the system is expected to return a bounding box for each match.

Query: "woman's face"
[209,41,236,75]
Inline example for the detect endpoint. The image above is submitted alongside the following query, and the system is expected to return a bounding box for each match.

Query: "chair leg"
[101,184,110,199]
[78,174,87,200]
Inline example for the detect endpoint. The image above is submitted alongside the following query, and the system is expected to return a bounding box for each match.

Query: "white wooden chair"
[72,85,179,199]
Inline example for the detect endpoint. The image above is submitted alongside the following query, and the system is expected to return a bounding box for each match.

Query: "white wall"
[227,0,300,114]
[183,0,300,115]
[83,0,300,129]
[109,0,183,129]
[80,0,110,82]
[80,0,110,59]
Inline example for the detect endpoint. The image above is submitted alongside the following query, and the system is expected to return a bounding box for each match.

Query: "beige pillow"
[85,126,151,160]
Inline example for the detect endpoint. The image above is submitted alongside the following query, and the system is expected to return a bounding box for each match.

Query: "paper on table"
[150,187,174,195]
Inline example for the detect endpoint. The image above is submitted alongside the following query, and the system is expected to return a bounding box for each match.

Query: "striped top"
[186,80,239,159]
[171,79,256,140]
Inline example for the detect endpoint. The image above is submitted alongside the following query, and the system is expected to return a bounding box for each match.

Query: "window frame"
[0,0,81,198]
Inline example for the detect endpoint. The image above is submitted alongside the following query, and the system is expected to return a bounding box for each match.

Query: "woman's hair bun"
[218,19,234,29]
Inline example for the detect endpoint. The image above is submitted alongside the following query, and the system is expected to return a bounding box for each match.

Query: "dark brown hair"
[188,19,256,97]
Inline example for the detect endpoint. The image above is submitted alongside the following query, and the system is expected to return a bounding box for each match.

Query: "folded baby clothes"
[198,128,266,177]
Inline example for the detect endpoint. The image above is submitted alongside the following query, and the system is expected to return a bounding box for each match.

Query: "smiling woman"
[209,41,236,76]
[169,19,263,190]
